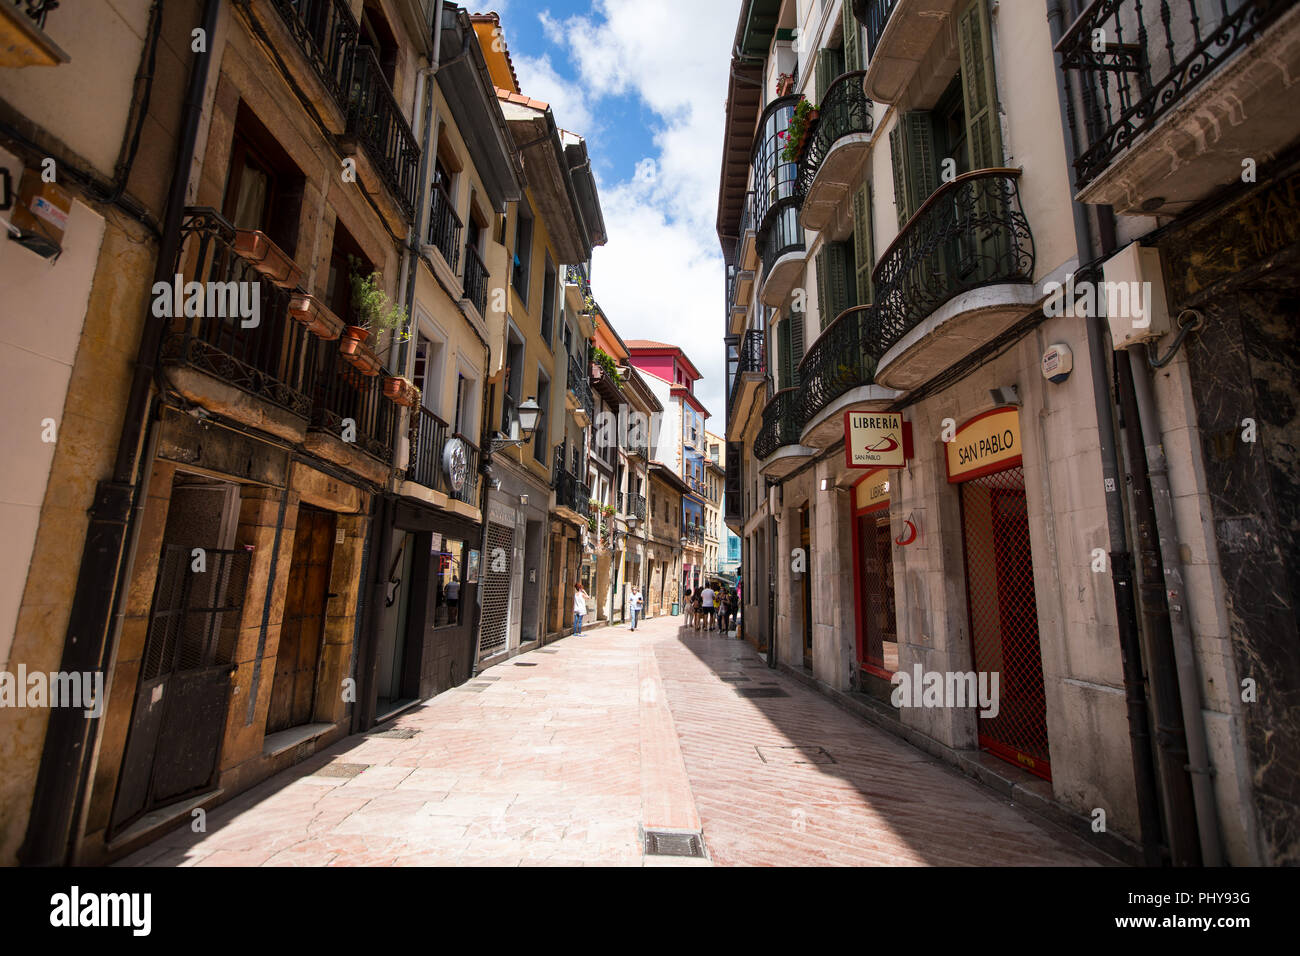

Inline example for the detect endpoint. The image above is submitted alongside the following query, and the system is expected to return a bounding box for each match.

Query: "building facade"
[719,0,1299,866]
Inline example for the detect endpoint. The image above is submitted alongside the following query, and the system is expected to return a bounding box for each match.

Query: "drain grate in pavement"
[644,829,707,858]
[515,662,538,667]
[368,727,419,739]
[737,687,790,698]
[314,762,370,778]
[719,676,751,683]
[755,745,836,765]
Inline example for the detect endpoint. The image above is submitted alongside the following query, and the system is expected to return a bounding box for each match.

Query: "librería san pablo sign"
[844,411,910,469]
[946,407,1023,482]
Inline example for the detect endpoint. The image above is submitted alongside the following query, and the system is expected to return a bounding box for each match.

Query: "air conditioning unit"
[1102,243,1172,349]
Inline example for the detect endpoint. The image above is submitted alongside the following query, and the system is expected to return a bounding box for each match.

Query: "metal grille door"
[479,521,514,658]
[959,465,1051,780]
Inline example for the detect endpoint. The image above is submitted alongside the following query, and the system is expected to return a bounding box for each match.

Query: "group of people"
[683,582,738,634]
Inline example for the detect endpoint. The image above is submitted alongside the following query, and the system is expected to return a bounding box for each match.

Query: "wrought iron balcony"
[1056,0,1293,193]
[797,72,873,231]
[724,442,743,526]
[754,388,802,461]
[408,405,449,491]
[270,0,357,112]
[794,304,888,432]
[555,468,592,519]
[727,328,765,418]
[463,243,488,317]
[451,432,480,505]
[686,527,704,548]
[628,492,647,521]
[567,352,594,422]
[759,199,805,305]
[427,180,462,272]
[871,168,1033,354]
[159,208,318,419]
[347,46,419,219]
[855,0,899,60]
[312,350,397,464]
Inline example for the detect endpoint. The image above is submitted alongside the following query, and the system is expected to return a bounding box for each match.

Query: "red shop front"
[851,468,898,683]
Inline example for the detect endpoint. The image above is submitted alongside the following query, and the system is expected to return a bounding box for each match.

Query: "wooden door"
[267,506,335,733]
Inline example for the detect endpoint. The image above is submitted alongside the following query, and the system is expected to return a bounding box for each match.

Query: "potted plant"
[342,258,409,359]
[780,97,819,164]
[287,292,344,340]
[776,72,794,97]
[384,376,420,407]
[591,347,624,388]
[233,230,303,289]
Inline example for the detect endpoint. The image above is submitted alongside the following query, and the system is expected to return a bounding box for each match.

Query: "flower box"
[339,325,369,356]
[233,230,303,289]
[287,293,344,341]
[384,376,419,406]
[343,338,382,376]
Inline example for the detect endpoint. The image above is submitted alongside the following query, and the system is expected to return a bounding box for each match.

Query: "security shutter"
[842,0,862,72]
[958,0,1002,171]
[852,185,875,305]
[479,521,514,657]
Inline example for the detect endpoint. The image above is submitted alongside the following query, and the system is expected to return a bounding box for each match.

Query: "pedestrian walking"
[683,587,694,629]
[573,583,588,636]
[699,582,716,632]
[628,585,642,631]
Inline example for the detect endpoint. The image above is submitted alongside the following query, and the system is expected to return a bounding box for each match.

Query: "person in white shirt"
[628,585,642,631]
[573,583,588,635]
[699,585,716,632]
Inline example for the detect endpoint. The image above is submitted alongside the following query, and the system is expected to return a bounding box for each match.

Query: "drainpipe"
[1124,348,1225,866]
[19,0,221,867]
[1045,0,1164,866]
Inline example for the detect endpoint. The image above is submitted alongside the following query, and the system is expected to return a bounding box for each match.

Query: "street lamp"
[489,397,541,452]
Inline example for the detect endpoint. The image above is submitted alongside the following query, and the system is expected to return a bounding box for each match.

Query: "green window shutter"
[842,1,862,73]
[904,112,939,216]
[958,0,1003,170]
[790,314,806,389]
[889,123,908,229]
[815,250,829,332]
[826,240,853,321]
[851,185,875,305]
[815,49,843,103]
[777,319,793,391]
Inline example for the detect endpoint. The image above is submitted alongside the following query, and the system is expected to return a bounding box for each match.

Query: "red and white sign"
[844,411,909,469]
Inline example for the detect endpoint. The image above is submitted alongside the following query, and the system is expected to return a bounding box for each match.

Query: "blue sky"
[488,0,740,427]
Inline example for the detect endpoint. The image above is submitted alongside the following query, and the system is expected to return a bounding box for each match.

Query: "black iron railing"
[451,432,480,505]
[754,388,802,460]
[797,71,873,197]
[854,0,899,59]
[738,190,755,242]
[760,199,805,277]
[311,351,397,463]
[795,304,886,425]
[14,0,58,29]
[565,263,591,299]
[347,47,419,219]
[556,469,592,519]
[686,527,704,547]
[427,181,462,272]
[408,405,449,491]
[271,0,357,110]
[724,442,743,523]
[628,492,647,521]
[1056,0,1290,190]
[751,96,803,231]
[727,328,765,416]
[871,168,1034,353]
[463,243,487,316]
[568,352,594,420]
[159,208,318,418]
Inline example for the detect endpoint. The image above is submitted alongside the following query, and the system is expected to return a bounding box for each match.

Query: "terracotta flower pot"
[383,376,404,399]
[233,229,303,289]
[344,343,382,377]
[288,293,344,341]
[339,325,369,356]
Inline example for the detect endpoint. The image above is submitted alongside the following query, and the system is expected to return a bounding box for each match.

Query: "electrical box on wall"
[1102,242,1171,349]
[7,165,71,259]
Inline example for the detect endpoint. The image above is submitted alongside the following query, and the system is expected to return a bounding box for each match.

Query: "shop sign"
[947,407,1022,482]
[844,412,908,469]
[854,469,892,512]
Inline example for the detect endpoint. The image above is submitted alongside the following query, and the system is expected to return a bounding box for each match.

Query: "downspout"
[1045,0,1163,866]
[19,0,221,867]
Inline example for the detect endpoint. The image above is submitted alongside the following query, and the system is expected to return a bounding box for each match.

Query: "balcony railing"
[795,304,886,426]
[451,432,480,505]
[408,405,449,491]
[347,46,419,219]
[565,263,591,298]
[727,328,765,416]
[754,388,802,460]
[686,527,704,548]
[760,200,805,277]
[427,181,462,273]
[312,350,397,464]
[738,190,755,241]
[271,0,357,111]
[796,71,873,197]
[628,492,647,521]
[555,469,592,519]
[871,168,1034,353]
[159,208,318,419]
[751,95,803,232]
[1056,0,1290,190]
[855,0,899,60]
[568,352,594,420]
[463,243,488,316]
[724,442,743,524]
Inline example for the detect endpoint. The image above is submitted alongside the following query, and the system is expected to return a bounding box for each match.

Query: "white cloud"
[513,0,738,426]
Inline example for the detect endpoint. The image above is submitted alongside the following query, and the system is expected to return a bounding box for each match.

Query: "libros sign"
[946,407,1023,482]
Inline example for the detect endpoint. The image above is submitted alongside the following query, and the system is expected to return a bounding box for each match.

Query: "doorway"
[375,531,416,715]
[266,505,336,734]
[852,470,898,687]
[799,505,812,667]
[959,464,1050,780]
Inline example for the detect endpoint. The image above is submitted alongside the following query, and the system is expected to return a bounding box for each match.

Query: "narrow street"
[120,615,1106,867]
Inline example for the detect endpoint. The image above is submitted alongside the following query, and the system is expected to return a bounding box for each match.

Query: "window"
[432,537,465,627]
[512,207,533,304]
[503,326,524,434]
[534,370,550,463]
[325,220,372,330]
[223,102,305,256]
[359,1,399,89]
[541,255,556,347]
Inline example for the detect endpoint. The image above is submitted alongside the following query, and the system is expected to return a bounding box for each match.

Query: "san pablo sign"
[844,411,908,469]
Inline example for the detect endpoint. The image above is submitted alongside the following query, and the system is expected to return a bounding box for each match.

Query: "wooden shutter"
[889,123,908,230]
[815,48,843,103]
[852,185,875,305]
[815,250,829,332]
[842,0,862,73]
[889,113,937,227]
[958,0,1002,171]
[826,240,853,323]
[777,318,793,391]
[790,314,806,389]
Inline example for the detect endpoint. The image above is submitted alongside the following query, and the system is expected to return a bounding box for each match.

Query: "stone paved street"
[120,614,1109,867]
